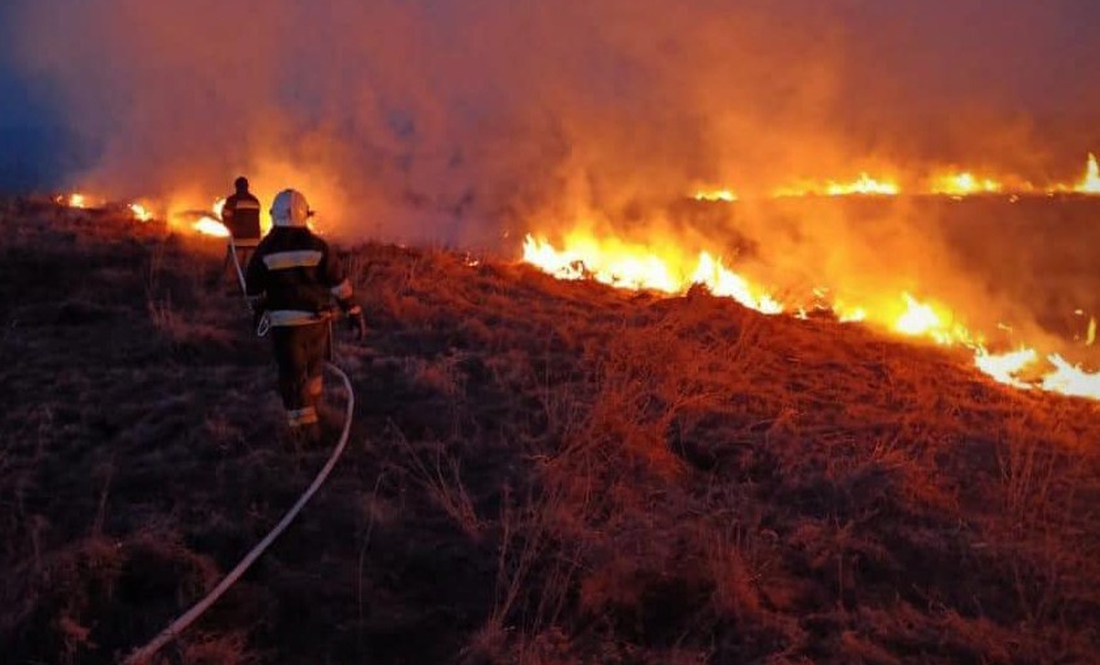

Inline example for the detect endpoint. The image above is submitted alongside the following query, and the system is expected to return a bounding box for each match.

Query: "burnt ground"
[1,199,1098,665]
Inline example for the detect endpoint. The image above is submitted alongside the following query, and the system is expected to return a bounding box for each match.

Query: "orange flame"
[826,173,899,197]
[693,189,738,202]
[974,348,1038,389]
[522,233,781,314]
[1043,354,1100,398]
[521,233,1099,401]
[128,203,153,222]
[1074,153,1100,194]
[892,293,978,346]
[772,173,899,198]
[192,197,231,237]
[929,172,1003,196]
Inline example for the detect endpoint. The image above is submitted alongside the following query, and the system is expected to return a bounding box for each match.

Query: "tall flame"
[1074,153,1100,194]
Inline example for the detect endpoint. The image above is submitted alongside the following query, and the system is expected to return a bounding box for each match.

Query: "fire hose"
[120,360,354,664]
[122,245,357,663]
[227,235,249,305]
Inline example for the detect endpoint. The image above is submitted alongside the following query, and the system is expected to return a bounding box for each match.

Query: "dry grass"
[1,197,1099,664]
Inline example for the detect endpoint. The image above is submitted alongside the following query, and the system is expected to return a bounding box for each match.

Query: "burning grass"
[1,198,1098,664]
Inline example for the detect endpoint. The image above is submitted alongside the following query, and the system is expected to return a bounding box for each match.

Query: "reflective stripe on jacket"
[245,226,357,316]
[223,192,262,240]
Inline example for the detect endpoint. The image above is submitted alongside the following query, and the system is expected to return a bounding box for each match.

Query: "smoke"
[7,0,1100,357]
[10,0,1097,232]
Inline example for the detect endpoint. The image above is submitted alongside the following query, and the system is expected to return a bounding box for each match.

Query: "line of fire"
[54,152,1100,401]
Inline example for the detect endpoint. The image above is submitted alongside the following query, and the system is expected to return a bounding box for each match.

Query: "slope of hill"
[1,199,1098,665]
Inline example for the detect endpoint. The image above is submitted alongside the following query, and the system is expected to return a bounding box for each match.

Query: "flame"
[826,173,899,197]
[57,192,105,208]
[691,252,783,313]
[192,197,230,237]
[893,294,943,337]
[1048,153,1100,194]
[522,233,781,314]
[693,189,738,202]
[1074,153,1100,194]
[929,172,1003,196]
[1043,354,1100,399]
[695,154,1098,200]
[838,307,867,323]
[774,173,900,198]
[128,202,153,222]
[1088,317,1097,347]
[193,217,231,238]
[521,234,1099,401]
[892,293,978,346]
[974,348,1038,389]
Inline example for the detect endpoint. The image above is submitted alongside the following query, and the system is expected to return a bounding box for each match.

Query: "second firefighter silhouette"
[222,176,263,271]
[245,189,366,443]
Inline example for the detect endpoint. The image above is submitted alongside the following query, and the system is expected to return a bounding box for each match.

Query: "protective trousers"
[271,322,329,429]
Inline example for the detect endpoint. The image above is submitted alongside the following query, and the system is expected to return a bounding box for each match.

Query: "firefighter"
[245,189,366,444]
[221,176,263,281]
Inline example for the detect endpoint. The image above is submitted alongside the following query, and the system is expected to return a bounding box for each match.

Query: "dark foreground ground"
[1,199,1098,664]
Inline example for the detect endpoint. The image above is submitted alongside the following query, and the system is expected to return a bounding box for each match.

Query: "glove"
[346,304,367,341]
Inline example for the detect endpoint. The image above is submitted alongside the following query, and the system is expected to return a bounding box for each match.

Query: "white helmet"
[270,189,312,227]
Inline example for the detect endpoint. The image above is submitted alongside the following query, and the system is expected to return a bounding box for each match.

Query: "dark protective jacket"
[222,191,262,241]
[245,227,356,326]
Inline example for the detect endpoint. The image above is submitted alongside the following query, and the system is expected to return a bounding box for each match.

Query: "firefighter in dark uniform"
[222,176,263,278]
[245,189,366,443]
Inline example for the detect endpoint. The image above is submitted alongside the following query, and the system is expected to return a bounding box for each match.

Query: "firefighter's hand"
[346,305,367,341]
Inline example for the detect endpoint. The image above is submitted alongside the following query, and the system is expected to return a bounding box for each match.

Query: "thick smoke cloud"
[11,0,1100,238]
[7,0,1100,359]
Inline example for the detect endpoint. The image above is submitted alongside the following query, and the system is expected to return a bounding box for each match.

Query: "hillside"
[1,198,1099,665]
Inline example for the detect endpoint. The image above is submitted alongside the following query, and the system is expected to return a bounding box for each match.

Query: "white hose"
[121,362,355,664]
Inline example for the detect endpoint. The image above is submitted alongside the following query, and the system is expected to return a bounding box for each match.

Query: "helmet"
[234,176,249,191]
[270,189,312,227]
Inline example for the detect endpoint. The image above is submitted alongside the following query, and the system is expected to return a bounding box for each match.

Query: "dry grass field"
[1,199,1098,664]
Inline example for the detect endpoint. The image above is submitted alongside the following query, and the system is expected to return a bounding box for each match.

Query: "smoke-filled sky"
[1,0,1099,242]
